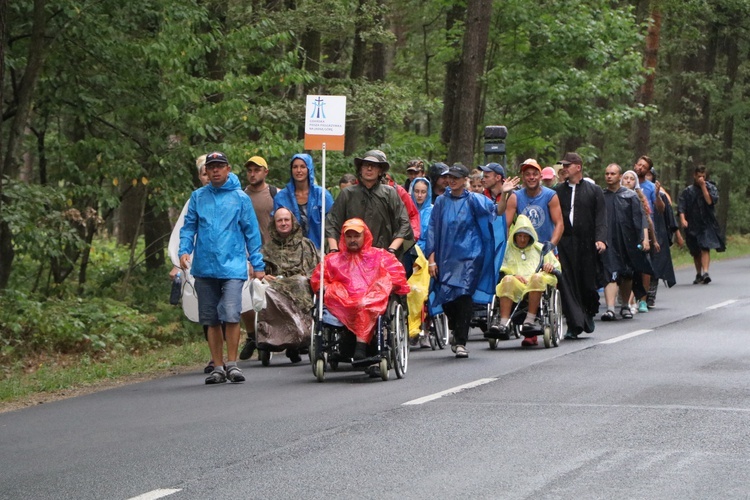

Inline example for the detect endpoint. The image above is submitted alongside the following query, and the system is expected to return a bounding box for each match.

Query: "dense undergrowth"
[0,237,199,381]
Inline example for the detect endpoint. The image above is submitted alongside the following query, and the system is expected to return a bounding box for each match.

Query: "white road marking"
[128,489,181,500]
[599,329,653,345]
[706,299,737,310]
[402,378,497,406]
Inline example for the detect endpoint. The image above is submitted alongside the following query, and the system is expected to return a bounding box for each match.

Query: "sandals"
[620,307,633,320]
[601,310,616,322]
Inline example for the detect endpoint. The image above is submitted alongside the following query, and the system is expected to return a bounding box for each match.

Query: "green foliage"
[0,291,192,372]
[1,180,91,273]
[482,0,644,166]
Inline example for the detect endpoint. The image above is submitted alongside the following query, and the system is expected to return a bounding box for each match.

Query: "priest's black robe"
[554,180,607,334]
[650,191,677,287]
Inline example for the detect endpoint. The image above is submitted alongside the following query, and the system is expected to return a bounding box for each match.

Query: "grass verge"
[0,340,209,412]
[670,233,750,269]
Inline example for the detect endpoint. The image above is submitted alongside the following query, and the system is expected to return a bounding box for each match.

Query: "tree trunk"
[632,0,661,158]
[716,34,738,235]
[117,182,146,246]
[440,4,465,147]
[205,2,227,107]
[143,196,170,270]
[299,28,321,139]
[685,23,718,169]
[447,0,492,167]
[366,6,387,146]
[0,0,12,290]
[76,219,98,296]
[3,0,47,178]
[345,0,368,156]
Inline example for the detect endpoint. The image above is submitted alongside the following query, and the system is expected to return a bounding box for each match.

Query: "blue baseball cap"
[479,162,505,177]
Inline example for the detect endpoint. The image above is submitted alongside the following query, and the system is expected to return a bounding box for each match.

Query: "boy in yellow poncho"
[488,215,560,346]
[407,246,431,348]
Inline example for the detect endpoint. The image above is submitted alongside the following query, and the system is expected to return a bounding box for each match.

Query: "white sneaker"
[455,345,469,358]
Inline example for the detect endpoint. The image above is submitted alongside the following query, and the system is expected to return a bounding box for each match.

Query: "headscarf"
[621,170,641,190]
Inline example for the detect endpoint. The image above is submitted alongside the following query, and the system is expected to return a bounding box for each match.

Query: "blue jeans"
[194,278,244,325]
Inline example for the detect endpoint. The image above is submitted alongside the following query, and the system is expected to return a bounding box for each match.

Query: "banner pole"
[318,142,326,321]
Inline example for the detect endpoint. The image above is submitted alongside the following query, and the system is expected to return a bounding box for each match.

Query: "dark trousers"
[442,294,473,346]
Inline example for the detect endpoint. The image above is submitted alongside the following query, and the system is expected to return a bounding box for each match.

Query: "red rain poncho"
[310,219,410,343]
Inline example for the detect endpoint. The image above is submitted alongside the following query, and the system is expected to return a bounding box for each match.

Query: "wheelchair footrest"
[520,326,542,336]
[351,356,382,368]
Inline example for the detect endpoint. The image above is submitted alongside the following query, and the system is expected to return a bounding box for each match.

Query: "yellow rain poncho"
[496,215,560,303]
[407,246,430,338]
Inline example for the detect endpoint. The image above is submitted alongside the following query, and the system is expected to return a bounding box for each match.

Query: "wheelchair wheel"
[379,357,389,381]
[488,338,498,350]
[432,313,449,350]
[550,287,563,346]
[314,358,325,382]
[307,320,325,376]
[389,301,408,379]
[543,326,553,348]
[260,349,272,367]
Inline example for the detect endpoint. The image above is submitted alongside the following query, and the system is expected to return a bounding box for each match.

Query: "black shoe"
[239,338,256,360]
[484,323,510,340]
[498,324,510,341]
[583,315,595,333]
[204,360,215,374]
[601,310,616,322]
[286,348,302,364]
[205,367,227,384]
[226,366,245,383]
[693,273,703,284]
[487,315,502,335]
[521,319,542,333]
[353,342,367,361]
[701,273,711,284]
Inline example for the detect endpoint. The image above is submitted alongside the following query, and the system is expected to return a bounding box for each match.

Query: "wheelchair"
[486,282,562,349]
[309,295,408,382]
[422,301,449,350]
[486,242,563,349]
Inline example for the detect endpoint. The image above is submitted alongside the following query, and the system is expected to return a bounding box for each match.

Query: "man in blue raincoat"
[425,163,498,359]
[180,151,266,385]
[273,153,334,250]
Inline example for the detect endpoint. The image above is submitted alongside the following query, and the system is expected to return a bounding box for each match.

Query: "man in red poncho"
[311,218,410,360]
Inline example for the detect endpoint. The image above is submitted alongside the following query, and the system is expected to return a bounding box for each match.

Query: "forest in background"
[2,0,750,298]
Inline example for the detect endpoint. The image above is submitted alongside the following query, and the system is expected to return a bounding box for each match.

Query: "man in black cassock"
[645,168,678,301]
[677,165,725,285]
[600,164,653,321]
[554,152,607,338]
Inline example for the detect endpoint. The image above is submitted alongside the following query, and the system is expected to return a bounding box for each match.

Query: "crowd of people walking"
[170,149,726,384]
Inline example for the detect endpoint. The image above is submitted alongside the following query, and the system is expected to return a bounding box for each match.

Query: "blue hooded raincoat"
[425,188,497,306]
[273,153,334,249]
[408,176,433,253]
[179,172,264,279]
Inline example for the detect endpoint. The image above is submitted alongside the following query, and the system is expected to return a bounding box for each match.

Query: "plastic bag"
[242,278,270,312]
[181,269,200,323]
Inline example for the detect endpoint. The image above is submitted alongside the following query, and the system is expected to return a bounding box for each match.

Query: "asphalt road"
[1,257,749,500]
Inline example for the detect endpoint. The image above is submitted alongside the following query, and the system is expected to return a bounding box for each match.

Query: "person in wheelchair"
[310,218,410,360]
[488,215,560,346]
[254,208,320,363]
